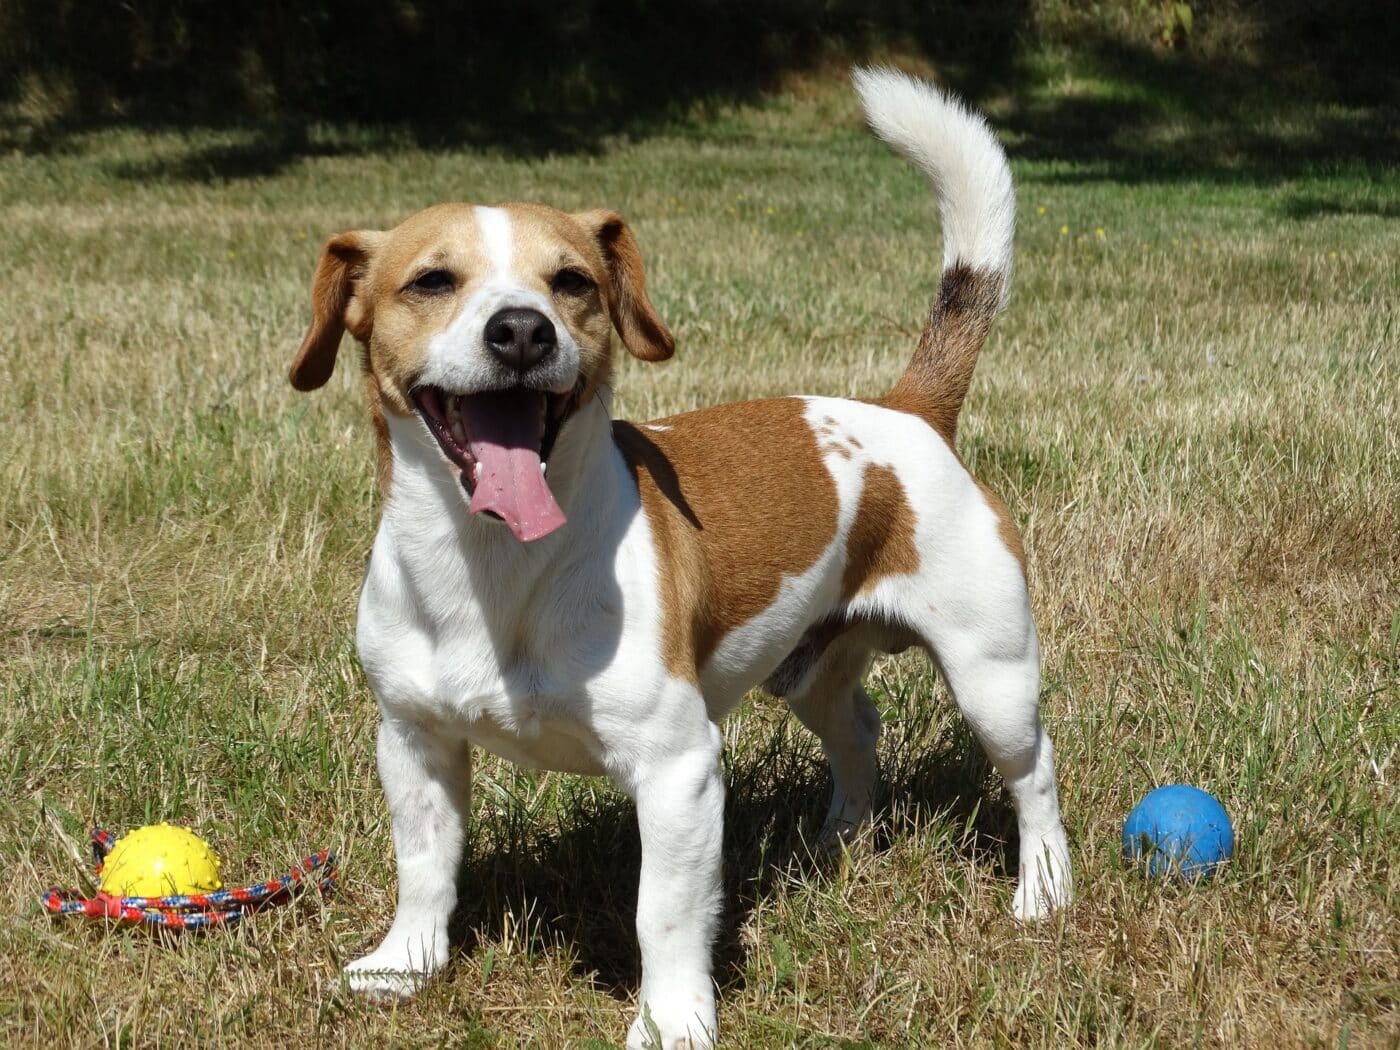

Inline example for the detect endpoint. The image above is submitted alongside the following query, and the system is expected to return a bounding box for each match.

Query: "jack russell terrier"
[291,68,1072,1048]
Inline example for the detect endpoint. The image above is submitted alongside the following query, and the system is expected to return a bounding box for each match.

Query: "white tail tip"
[853,66,1015,290]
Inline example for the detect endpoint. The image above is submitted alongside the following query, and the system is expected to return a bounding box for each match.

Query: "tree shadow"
[100,126,366,183]
[1276,194,1400,221]
[1002,28,1399,187]
[445,696,1014,995]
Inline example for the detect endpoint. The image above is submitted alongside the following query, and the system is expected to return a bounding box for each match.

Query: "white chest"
[355,414,667,775]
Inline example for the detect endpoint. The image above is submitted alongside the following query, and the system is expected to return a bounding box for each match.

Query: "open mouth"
[412,385,576,542]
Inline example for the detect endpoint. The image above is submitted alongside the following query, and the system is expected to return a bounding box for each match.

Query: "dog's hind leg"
[906,558,1073,920]
[775,636,882,851]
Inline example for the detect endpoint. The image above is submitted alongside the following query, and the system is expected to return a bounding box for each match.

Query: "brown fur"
[615,401,924,685]
[841,464,920,601]
[574,209,674,364]
[759,463,920,700]
[882,264,1003,445]
[614,399,842,682]
[290,230,384,393]
[976,480,1027,573]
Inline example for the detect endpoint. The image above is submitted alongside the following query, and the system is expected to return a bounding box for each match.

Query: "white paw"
[1012,840,1073,921]
[343,952,431,1003]
[625,994,717,1050]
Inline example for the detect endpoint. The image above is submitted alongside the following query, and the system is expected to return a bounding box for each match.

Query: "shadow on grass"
[1003,30,1399,188]
[1276,194,1400,221]
[445,693,1013,994]
[102,126,370,184]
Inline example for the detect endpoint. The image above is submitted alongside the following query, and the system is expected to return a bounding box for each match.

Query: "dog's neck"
[379,392,630,583]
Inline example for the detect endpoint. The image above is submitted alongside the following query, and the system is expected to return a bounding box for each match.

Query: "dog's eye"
[551,268,592,295]
[408,269,454,294]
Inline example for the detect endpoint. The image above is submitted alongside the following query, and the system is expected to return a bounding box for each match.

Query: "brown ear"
[577,210,674,362]
[289,231,383,392]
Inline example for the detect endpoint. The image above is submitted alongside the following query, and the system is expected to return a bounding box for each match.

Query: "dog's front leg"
[623,724,724,1049]
[345,714,471,1000]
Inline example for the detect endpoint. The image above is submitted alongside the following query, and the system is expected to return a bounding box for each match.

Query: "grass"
[1,68,1397,1048]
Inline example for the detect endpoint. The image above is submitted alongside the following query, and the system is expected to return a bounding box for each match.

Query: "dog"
[290,68,1072,1049]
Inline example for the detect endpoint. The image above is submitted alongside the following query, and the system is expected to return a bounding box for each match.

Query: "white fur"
[852,66,1015,300]
[475,204,514,274]
[340,74,1070,1050]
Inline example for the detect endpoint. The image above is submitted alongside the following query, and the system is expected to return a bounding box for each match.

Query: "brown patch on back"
[975,480,1027,575]
[882,264,1003,444]
[840,464,920,601]
[614,399,840,682]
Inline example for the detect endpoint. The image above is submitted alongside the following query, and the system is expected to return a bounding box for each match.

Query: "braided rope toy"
[42,826,336,929]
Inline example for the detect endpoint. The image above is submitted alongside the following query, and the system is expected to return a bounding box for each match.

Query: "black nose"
[484,307,556,372]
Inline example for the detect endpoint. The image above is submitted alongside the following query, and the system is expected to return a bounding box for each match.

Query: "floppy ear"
[577,210,674,362]
[289,230,383,392]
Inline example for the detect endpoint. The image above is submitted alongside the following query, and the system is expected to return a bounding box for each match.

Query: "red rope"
[41,828,336,929]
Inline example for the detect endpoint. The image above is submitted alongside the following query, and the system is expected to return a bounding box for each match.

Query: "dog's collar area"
[410,383,578,542]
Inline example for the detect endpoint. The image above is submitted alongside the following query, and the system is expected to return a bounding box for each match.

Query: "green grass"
[1,70,1397,1047]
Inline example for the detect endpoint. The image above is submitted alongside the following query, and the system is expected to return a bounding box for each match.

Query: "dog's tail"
[853,67,1014,445]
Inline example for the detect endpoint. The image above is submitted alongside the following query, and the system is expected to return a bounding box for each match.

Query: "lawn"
[1,67,1396,1047]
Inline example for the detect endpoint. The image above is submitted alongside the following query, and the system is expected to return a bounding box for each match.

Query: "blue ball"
[1123,785,1233,878]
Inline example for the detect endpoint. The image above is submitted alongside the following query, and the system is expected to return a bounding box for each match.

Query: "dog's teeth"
[451,420,467,444]
[474,463,483,482]
[539,462,548,478]
[446,397,460,422]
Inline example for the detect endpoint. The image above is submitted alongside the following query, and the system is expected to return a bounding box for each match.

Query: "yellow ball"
[99,823,223,898]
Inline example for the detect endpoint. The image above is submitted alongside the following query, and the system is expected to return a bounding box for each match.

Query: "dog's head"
[290,203,673,540]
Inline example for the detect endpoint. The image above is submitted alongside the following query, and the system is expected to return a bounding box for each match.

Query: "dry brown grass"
[1,75,1397,1048]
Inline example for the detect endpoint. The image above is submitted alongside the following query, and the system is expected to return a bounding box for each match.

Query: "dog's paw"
[343,953,429,1003]
[814,815,870,856]
[1012,839,1073,922]
[625,994,716,1050]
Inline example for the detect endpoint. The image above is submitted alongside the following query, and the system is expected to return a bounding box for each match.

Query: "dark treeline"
[1,1,1394,158]
[1,1,1030,144]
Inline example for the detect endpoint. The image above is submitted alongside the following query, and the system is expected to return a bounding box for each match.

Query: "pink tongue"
[461,390,566,542]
